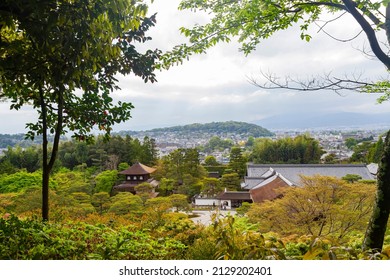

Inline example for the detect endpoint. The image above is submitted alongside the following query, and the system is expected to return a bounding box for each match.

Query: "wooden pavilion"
[111,162,159,195]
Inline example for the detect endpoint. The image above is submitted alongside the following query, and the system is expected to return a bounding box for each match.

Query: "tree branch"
[341,0,390,70]
[249,70,382,95]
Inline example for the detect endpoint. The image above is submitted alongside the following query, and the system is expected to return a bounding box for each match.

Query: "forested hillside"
[118,121,274,138]
[0,134,66,148]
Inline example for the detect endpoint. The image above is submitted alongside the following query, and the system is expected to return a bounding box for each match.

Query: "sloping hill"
[119,121,274,137]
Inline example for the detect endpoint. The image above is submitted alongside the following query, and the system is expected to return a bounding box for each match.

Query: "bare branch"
[316,12,348,30]
[315,20,364,42]
[249,70,385,95]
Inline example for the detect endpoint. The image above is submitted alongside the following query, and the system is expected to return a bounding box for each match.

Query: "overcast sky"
[1,0,390,134]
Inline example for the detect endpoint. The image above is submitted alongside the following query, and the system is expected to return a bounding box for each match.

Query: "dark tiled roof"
[245,164,375,188]
[217,191,251,200]
[119,162,156,175]
[112,183,137,191]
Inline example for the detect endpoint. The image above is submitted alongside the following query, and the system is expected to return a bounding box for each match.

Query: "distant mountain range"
[118,121,274,137]
[255,112,390,130]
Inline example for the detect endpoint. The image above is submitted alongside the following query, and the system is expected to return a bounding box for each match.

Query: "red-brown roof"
[119,162,156,175]
[250,175,291,203]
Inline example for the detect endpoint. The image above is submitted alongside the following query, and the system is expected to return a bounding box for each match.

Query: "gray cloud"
[2,0,390,134]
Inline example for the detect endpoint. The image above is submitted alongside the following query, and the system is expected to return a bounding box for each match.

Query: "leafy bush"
[0,215,186,259]
[0,170,57,193]
[94,170,118,193]
[108,193,144,215]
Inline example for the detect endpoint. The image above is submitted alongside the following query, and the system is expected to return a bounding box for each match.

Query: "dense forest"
[118,121,274,138]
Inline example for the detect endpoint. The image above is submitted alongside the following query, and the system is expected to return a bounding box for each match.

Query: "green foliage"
[0,193,17,213]
[363,80,390,103]
[345,138,359,149]
[57,135,158,170]
[0,215,186,260]
[0,0,159,142]
[201,177,222,197]
[235,202,252,216]
[348,135,384,164]
[0,160,18,175]
[228,147,247,178]
[0,0,161,221]
[170,0,390,251]
[52,169,92,195]
[250,134,324,164]
[247,176,376,240]
[91,192,111,215]
[94,170,118,193]
[0,134,32,148]
[162,0,323,64]
[220,173,241,191]
[108,192,144,216]
[203,165,227,177]
[118,162,130,172]
[133,121,273,137]
[322,153,338,164]
[135,182,155,203]
[0,170,57,193]
[1,146,41,172]
[143,197,173,228]
[169,194,190,212]
[204,155,219,166]
[350,141,376,163]
[160,148,207,193]
[342,174,363,183]
[145,197,172,211]
[201,136,233,153]
[367,136,385,163]
[134,182,154,194]
[158,178,175,196]
[179,176,203,199]
[189,215,286,260]
[12,187,44,214]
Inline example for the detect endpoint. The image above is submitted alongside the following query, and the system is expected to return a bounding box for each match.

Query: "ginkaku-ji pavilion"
[111,162,159,195]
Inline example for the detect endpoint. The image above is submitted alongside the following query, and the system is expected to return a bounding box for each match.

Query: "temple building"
[111,162,159,195]
[194,163,378,208]
[244,163,377,203]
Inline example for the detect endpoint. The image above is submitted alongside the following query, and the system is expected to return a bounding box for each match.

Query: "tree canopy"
[250,134,324,164]
[0,0,161,221]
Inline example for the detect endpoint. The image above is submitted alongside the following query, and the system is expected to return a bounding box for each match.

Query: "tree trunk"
[39,88,50,222]
[39,88,63,222]
[363,130,390,251]
[42,163,50,222]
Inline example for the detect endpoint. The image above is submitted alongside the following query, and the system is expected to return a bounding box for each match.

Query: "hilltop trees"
[0,1,161,221]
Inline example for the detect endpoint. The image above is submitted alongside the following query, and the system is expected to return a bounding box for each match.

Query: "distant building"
[112,162,159,195]
[244,163,376,203]
[216,191,252,209]
[193,191,251,210]
[194,163,378,208]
